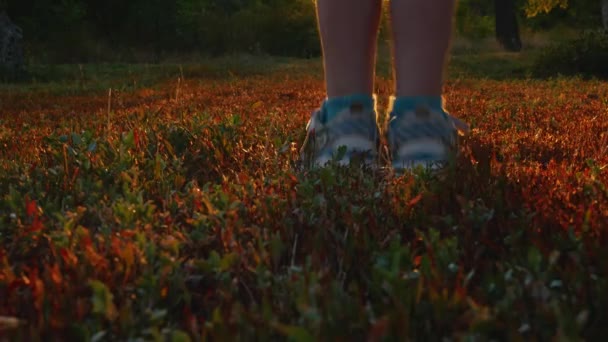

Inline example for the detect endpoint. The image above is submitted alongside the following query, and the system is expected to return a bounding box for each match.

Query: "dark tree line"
[0,0,319,61]
[0,0,605,62]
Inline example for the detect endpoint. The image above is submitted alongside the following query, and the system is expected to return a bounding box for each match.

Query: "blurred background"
[1,0,607,79]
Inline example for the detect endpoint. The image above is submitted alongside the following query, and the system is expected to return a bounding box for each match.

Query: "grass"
[1,51,608,340]
[0,56,320,96]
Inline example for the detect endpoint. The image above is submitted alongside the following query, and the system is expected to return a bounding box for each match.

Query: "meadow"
[1,50,607,340]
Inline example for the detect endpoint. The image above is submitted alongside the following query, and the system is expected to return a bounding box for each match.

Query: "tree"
[526,0,607,30]
[525,0,568,17]
[495,0,522,51]
[602,0,608,30]
[0,11,25,80]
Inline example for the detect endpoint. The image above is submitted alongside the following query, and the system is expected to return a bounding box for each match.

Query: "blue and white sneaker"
[300,102,380,168]
[387,101,469,172]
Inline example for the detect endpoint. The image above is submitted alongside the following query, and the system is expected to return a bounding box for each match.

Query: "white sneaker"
[300,102,380,168]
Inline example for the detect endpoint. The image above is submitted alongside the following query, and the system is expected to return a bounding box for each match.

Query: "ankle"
[389,95,444,118]
[322,94,375,123]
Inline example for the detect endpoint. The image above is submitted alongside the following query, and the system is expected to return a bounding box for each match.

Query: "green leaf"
[278,325,315,342]
[122,130,135,148]
[170,330,192,342]
[319,167,335,188]
[71,132,82,145]
[219,253,239,271]
[150,309,167,322]
[212,307,223,324]
[527,247,543,273]
[335,145,347,161]
[89,280,118,321]
[91,330,107,342]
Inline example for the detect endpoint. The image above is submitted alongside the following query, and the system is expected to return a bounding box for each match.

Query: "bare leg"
[390,0,455,97]
[386,1,466,171]
[317,0,383,98]
[301,0,384,167]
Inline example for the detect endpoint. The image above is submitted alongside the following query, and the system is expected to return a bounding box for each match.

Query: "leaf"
[60,248,78,267]
[170,330,192,342]
[212,307,223,324]
[368,317,389,342]
[89,280,118,321]
[122,244,135,271]
[91,330,107,342]
[122,130,135,148]
[0,316,22,331]
[26,198,37,217]
[527,247,543,273]
[71,132,82,145]
[408,194,423,207]
[150,309,167,322]
[219,253,239,272]
[335,145,347,161]
[275,325,314,342]
[49,264,62,285]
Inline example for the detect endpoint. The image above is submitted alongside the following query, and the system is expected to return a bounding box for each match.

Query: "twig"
[78,64,85,90]
[175,76,181,103]
[63,144,70,181]
[291,233,299,267]
[240,279,256,306]
[107,88,112,134]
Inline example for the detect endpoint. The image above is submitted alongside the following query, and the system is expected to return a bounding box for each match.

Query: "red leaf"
[134,129,140,147]
[49,264,62,286]
[408,194,423,207]
[60,248,78,267]
[26,198,37,217]
[367,317,389,342]
[29,217,44,232]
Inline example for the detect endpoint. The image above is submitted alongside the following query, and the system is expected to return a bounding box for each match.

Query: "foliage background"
[0,0,605,63]
[0,0,319,62]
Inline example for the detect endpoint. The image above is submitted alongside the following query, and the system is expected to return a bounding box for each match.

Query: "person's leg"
[301,0,383,167]
[317,0,382,99]
[387,0,464,170]
[390,0,455,98]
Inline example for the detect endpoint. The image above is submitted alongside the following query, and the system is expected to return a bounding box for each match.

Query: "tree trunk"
[602,0,608,31]
[494,0,522,52]
[0,11,26,80]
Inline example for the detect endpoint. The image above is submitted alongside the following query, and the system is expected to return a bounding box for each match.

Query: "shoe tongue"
[349,103,365,113]
[415,105,431,119]
[322,95,375,123]
[322,102,367,123]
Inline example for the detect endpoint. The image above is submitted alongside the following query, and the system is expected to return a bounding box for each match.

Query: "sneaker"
[300,102,380,168]
[387,104,468,172]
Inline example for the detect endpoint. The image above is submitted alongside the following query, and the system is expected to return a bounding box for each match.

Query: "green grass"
[0,56,321,96]
[1,47,540,99]
[449,52,535,80]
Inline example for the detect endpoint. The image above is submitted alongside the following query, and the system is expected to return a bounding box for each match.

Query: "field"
[1,52,608,340]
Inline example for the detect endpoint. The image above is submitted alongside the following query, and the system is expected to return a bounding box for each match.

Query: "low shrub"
[176,0,320,58]
[455,0,495,40]
[532,29,608,79]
